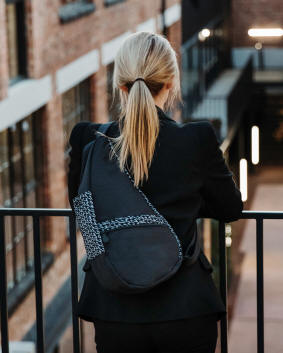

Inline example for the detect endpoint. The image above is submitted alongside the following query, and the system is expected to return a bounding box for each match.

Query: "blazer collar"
[155,105,176,123]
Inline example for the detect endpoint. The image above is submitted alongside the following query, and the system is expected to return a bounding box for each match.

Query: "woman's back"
[67,105,242,324]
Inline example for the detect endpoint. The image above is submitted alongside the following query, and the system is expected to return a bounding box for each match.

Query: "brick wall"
[26,0,181,254]
[0,0,182,251]
[0,0,182,255]
[1,0,182,346]
[20,0,162,79]
[167,19,182,122]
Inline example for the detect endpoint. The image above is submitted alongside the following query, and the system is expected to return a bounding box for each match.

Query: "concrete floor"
[228,166,283,353]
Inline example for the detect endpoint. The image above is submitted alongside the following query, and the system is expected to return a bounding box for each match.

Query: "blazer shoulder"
[195,121,219,143]
[174,120,208,144]
[190,121,222,157]
[69,121,103,147]
[69,121,92,146]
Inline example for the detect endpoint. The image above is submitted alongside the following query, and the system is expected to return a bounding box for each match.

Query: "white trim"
[6,341,35,353]
[164,3,181,28]
[156,3,181,32]
[101,31,132,66]
[136,18,156,33]
[0,76,52,131]
[156,14,164,32]
[56,49,99,94]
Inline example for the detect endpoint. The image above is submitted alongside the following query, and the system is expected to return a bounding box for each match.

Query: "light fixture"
[225,224,232,235]
[198,28,211,41]
[248,28,283,37]
[240,158,248,202]
[251,126,259,165]
[225,224,232,247]
[226,236,232,247]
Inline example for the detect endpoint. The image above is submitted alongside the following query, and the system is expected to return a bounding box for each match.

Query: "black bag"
[72,122,202,294]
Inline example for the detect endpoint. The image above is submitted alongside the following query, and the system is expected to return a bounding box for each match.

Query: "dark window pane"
[62,78,91,208]
[62,78,91,153]
[1,111,44,290]
[61,0,89,3]
[9,123,22,198]
[0,130,10,206]
[104,0,125,7]
[106,62,120,121]
[22,117,35,190]
[6,1,27,82]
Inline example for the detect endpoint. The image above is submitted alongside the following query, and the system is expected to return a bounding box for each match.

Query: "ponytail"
[108,31,182,187]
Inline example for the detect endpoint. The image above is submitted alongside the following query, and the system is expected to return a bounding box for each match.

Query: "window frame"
[0,110,52,315]
[5,0,27,84]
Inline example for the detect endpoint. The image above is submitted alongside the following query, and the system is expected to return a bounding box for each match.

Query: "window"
[104,0,126,7]
[106,62,120,121]
[0,110,47,312]
[59,0,96,24]
[5,0,27,83]
[63,78,91,206]
[61,0,86,3]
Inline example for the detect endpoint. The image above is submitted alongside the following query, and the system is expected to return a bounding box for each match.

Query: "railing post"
[33,216,45,353]
[68,212,81,353]
[256,217,264,353]
[0,215,9,353]
[219,221,228,353]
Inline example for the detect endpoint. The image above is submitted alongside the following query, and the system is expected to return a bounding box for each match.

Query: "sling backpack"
[72,122,202,294]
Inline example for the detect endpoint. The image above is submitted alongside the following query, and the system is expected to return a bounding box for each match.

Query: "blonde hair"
[107,31,182,187]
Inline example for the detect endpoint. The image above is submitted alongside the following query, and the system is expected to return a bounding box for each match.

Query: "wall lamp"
[251,126,260,165]
[240,158,248,202]
[198,28,210,41]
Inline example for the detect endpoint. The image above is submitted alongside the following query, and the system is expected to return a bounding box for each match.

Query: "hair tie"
[134,77,146,83]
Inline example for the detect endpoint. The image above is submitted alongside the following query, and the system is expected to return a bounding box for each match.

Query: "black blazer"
[67,105,243,323]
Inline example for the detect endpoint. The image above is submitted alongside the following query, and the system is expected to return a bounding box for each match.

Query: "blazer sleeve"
[67,121,95,210]
[197,121,243,222]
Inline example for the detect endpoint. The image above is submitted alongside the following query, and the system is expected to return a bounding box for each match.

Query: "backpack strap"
[80,122,113,183]
[99,121,201,268]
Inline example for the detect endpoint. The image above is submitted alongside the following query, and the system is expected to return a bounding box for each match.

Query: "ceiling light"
[248,28,283,37]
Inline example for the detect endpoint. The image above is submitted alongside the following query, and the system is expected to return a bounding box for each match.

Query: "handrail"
[1,208,283,353]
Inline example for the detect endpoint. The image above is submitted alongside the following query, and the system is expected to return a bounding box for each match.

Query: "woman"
[67,31,243,353]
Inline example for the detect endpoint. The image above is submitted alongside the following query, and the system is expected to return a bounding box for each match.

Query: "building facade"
[0,0,182,351]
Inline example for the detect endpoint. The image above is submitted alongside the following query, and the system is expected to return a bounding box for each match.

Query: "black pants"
[93,313,218,353]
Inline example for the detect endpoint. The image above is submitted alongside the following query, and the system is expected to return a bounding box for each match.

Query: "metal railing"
[1,208,283,353]
[0,209,79,353]
[181,55,254,133]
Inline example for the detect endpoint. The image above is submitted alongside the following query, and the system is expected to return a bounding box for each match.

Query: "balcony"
[1,208,283,353]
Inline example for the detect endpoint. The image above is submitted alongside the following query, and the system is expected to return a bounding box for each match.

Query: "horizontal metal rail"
[1,208,283,353]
